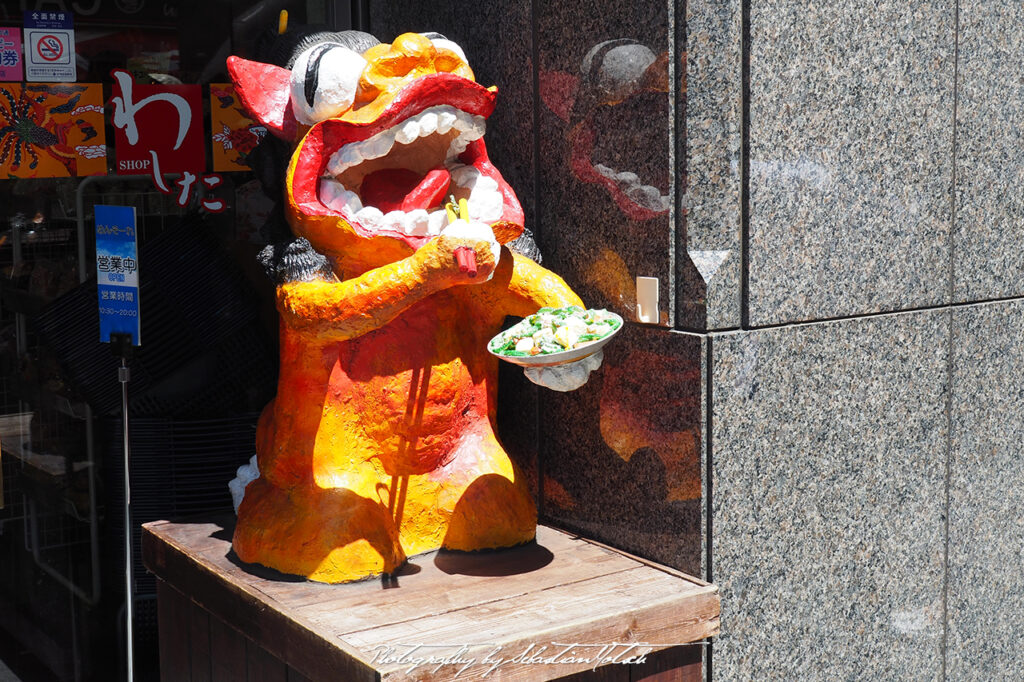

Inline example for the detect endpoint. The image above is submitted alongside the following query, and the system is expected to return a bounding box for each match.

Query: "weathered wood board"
[143,516,718,681]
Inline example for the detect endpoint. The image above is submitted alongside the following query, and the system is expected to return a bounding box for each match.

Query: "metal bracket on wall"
[637,276,660,324]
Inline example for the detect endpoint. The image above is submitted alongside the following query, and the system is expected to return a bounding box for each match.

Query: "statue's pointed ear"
[227,56,299,141]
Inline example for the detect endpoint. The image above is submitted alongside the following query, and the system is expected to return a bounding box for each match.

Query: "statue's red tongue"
[360,167,452,213]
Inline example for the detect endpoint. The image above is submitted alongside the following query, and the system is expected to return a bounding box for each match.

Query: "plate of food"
[488,305,624,367]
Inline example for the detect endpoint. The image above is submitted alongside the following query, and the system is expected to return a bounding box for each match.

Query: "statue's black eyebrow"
[304,43,338,108]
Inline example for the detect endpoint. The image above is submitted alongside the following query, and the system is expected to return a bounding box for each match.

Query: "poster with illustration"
[209,83,267,172]
[0,82,107,178]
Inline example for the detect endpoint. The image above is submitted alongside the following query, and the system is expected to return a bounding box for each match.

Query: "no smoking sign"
[36,34,65,61]
[24,27,75,81]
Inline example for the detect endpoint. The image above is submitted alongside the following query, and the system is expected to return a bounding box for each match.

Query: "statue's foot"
[392,431,537,554]
[233,477,406,583]
[441,471,537,552]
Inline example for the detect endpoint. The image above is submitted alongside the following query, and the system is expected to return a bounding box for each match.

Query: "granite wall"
[369,2,1023,679]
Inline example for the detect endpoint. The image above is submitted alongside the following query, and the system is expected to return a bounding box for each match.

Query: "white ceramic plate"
[487,311,624,367]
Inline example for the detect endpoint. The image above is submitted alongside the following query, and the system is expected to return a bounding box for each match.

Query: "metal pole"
[120,358,134,682]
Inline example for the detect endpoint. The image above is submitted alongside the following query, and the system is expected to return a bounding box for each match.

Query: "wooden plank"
[286,667,314,682]
[146,518,695,640]
[165,521,633,620]
[558,666,630,681]
[157,580,192,681]
[247,638,288,682]
[146,518,638,639]
[351,570,718,681]
[278,525,623,606]
[348,568,716,649]
[630,645,702,682]
[144,521,379,682]
[145,517,719,682]
[285,547,639,636]
[189,600,212,682]
[208,614,246,682]
[573,536,712,587]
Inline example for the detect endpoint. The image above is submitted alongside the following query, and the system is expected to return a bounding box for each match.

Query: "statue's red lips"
[289,73,522,249]
[324,74,496,149]
[293,73,496,191]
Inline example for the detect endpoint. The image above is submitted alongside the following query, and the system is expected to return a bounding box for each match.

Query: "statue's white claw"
[229,455,261,514]
[522,350,603,392]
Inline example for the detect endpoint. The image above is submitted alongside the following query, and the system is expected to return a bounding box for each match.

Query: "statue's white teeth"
[449,163,503,223]
[436,111,457,134]
[427,209,448,235]
[320,177,363,214]
[405,209,430,236]
[418,111,439,135]
[320,105,498,235]
[362,133,394,160]
[395,119,420,145]
[333,145,362,172]
[355,206,385,231]
[319,164,505,235]
[326,105,486,178]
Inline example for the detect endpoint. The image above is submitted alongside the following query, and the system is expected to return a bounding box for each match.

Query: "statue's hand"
[523,350,603,392]
[422,221,500,287]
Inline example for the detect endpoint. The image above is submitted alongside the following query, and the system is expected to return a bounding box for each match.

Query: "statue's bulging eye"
[290,43,367,125]
[428,38,467,66]
[433,50,464,74]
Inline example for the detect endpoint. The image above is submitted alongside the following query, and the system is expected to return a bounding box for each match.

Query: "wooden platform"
[142,516,719,681]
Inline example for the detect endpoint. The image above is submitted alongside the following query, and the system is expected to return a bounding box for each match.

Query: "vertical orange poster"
[0,82,107,178]
[209,83,267,172]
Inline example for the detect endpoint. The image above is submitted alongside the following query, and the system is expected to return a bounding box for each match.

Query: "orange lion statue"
[226,28,596,582]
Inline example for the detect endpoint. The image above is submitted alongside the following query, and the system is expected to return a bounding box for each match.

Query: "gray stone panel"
[540,326,704,575]
[536,0,674,325]
[954,3,1024,302]
[947,300,1024,678]
[679,0,743,331]
[711,311,949,679]
[747,2,956,325]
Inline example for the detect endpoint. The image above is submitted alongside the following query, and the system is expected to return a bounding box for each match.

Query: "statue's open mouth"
[289,74,523,249]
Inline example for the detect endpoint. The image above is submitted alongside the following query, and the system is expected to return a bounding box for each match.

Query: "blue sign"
[23,10,74,30]
[95,205,140,345]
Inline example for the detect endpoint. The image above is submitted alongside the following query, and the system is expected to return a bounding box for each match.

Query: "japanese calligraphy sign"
[23,11,76,82]
[95,205,141,346]
[209,83,267,172]
[0,28,23,82]
[0,83,107,178]
[111,69,205,176]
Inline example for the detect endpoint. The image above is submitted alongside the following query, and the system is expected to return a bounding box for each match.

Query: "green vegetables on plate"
[488,306,622,357]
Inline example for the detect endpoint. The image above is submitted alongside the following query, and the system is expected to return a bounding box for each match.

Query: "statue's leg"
[233,476,406,583]
[441,468,537,552]
[395,429,537,555]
